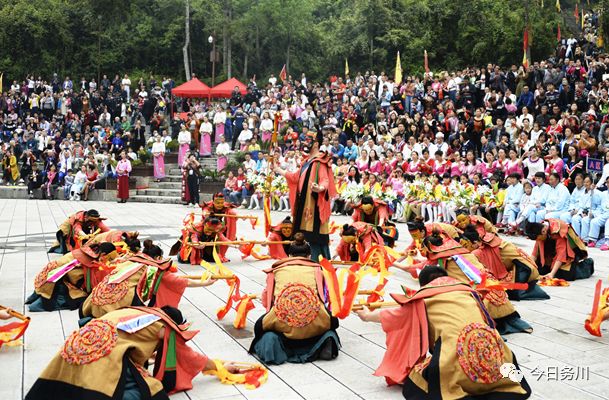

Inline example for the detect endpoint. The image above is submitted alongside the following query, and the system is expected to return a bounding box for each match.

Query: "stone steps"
[136,188,182,196]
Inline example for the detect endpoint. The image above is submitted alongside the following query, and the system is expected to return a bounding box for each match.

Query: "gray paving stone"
[1,199,608,399]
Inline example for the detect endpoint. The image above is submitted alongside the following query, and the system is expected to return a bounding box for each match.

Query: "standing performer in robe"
[80,240,216,320]
[27,242,121,312]
[26,306,246,400]
[526,218,594,281]
[48,209,111,254]
[355,265,532,400]
[275,127,337,261]
[249,233,340,364]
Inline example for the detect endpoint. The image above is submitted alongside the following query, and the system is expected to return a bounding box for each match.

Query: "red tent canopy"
[210,77,247,98]
[172,78,211,98]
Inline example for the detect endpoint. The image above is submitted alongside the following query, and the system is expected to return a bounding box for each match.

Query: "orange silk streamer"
[474,273,529,292]
[328,221,339,235]
[239,242,271,261]
[203,359,268,389]
[538,278,570,287]
[320,258,374,319]
[233,294,257,329]
[0,308,30,349]
[585,280,609,337]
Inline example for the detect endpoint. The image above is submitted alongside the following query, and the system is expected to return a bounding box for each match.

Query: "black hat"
[85,209,105,219]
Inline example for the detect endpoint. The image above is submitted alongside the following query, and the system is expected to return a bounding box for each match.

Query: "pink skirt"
[217,156,228,171]
[178,143,189,166]
[153,155,165,179]
[200,133,212,156]
[262,130,272,142]
[215,123,225,143]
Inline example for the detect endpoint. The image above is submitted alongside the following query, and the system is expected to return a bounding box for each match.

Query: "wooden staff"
[351,301,399,311]
[187,240,291,248]
[82,228,102,245]
[331,260,356,265]
[197,213,258,221]
[182,274,235,280]
[0,305,30,321]
[357,290,381,295]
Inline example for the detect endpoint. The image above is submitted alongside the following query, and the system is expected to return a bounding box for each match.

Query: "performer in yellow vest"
[356,266,532,399]
[249,233,340,364]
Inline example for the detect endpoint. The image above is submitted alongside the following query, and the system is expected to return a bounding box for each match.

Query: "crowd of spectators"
[5,10,609,247]
[0,72,175,199]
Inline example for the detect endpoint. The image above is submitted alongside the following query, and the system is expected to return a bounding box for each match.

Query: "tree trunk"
[243,53,248,81]
[222,0,228,75]
[286,31,291,74]
[183,0,191,81]
[227,4,232,78]
[255,25,261,68]
[369,37,373,68]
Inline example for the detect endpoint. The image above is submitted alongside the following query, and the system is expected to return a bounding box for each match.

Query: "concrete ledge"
[0,186,135,201]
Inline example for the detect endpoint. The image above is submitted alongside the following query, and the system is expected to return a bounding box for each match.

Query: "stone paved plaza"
[1,199,608,400]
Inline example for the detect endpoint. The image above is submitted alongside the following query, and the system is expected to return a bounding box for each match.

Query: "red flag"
[424,50,429,73]
[279,64,287,82]
[557,23,561,42]
[574,3,579,21]
[522,27,530,69]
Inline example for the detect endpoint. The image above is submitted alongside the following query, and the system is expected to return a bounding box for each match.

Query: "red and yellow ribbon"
[538,278,570,287]
[203,359,268,389]
[585,280,609,337]
[0,307,30,349]
[200,245,257,329]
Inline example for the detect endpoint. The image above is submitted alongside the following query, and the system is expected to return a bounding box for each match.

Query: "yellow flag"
[345,58,349,76]
[555,0,561,12]
[394,51,402,84]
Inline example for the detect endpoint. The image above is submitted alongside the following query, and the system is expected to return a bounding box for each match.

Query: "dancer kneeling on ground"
[459,225,550,301]
[27,242,122,312]
[172,216,229,264]
[355,265,532,400]
[48,209,111,254]
[335,222,385,262]
[80,240,216,320]
[249,232,340,364]
[26,306,246,400]
[266,216,294,259]
[419,231,533,335]
[526,218,594,281]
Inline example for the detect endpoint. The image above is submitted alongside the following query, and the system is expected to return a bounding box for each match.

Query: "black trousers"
[187,175,199,204]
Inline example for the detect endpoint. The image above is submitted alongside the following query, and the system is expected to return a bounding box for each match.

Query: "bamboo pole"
[351,301,399,311]
[186,240,290,248]
[0,305,30,321]
[182,274,235,280]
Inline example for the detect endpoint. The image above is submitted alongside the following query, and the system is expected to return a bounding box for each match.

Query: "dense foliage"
[0,0,570,85]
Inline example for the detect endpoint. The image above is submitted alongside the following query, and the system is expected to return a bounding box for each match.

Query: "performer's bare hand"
[201,276,217,287]
[311,183,325,193]
[223,361,246,374]
[354,307,372,322]
[0,309,13,320]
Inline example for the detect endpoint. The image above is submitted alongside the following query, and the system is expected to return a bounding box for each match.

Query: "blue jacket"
[545,183,570,213]
[530,183,551,206]
[343,144,359,161]
[505,183,524,206]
